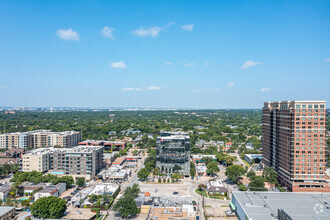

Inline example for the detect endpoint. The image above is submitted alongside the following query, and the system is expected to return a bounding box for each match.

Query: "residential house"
[206,180,228,195]
[34,183,66,200]
[0,187,11,201]
[245,142,254,150]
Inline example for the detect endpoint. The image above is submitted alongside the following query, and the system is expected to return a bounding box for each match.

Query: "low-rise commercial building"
[195,163,207,176]
[192,155,216,163]
[244,154,262,165]
[231,191,330,220]
[97,166,131,182]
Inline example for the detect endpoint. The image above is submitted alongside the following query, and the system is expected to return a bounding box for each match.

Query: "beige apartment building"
[23,148,53,172]
[0,130,80,149]
[262,100,329,192]
[23,146,104,180]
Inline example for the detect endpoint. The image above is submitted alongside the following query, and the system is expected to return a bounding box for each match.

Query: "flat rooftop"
[25,145,103,155]
[0,206,14,216]
[233,191,330,220]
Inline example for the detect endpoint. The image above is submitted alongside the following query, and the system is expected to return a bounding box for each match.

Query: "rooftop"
[232,191,330,220]
[25,145,103,156]
[0,206,14,216]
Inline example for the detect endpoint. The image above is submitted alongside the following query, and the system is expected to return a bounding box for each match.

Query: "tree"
[198,184,206,191]
[153,167,160,175]
[246,171,256,178]
[224,155,237,166]
[113,195,139,218]
[248,176,266,191]
[225,165,245,182]
[206,161,220,176]
[6,198,13,206]
[76,177,85,187]
[262,167,278,184]
[172,173,181,182]
[137,168,149,180]
[141,134,149,144]
[114,184,140,218]
[190,162,196,177]
[124,184,140,198]
[30,196,66,219]
[173,165,182,173]
[21,199,31,207]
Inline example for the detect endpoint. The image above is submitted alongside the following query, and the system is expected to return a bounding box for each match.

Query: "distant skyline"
[0,0,329,108]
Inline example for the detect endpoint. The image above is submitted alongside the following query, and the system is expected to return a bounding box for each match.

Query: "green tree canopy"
[206,161,220,176]
[76,177,85,187]
[262,167,278,184]
[248,176,267,191]
[114,184,140,218]
[137,168,149,180]
[30,196,66,219]
[225,165,245,182]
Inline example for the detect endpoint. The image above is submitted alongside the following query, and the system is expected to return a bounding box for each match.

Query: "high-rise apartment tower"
[262,101,329,192]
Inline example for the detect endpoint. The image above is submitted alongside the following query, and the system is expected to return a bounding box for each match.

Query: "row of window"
[295,104,325,108]
[296,109,324,113]
[295,151,324,154]
[295,165,323,169]
[295,159,324,164]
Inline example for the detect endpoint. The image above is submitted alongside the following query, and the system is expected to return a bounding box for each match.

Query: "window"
[296,105,301,108]
[308,105,312,108]
[302,105,306,108]
[320,105,324,108]
[314,105,318,108]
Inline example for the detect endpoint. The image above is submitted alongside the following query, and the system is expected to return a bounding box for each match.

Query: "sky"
[0,0,330,109]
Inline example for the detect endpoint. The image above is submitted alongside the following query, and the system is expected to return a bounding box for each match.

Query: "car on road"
[173,191,179,195]
[155,188,158,192]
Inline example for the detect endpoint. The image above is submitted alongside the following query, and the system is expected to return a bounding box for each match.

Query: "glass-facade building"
[156,131,190,175]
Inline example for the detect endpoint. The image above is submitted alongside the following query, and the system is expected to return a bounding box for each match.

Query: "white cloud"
[182,24,194,31]
[203,62,211,66]
[227,82,235,87]
[324,58,330,63]
[241,60,263,69]
[122,88,134,91]
[122,86,161,92]
[1,86,8,89]
[146,86,161,90]
[260,88,270,92]
[56,28,79,41]
[132,27,162,37]
[165,62,172,65]
[101,26,115,39]
[184,62,195,67]
[166,21,176,27]
[109,61,126,69]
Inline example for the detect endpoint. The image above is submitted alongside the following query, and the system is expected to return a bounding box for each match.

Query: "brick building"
[262,100,329,192]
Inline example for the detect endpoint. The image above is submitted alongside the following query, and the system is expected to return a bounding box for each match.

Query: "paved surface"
[107,153,239,220]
